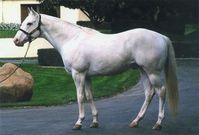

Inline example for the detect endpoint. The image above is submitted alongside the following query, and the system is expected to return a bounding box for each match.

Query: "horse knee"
[85,90,92,101]
[78,94,84,103]
[86,94,92,102]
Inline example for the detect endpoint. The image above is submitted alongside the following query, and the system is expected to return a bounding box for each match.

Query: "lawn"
[0,63,139,107]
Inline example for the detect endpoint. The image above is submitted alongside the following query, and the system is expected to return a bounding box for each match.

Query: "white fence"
[0,38,53,58]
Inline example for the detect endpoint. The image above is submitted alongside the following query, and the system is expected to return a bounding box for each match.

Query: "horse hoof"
[90,122,99,128]
[129,122,138,128]
[152,124,162,130]
[72,124,82,130]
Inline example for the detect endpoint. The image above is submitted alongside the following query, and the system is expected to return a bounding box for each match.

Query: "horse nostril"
[14,38,19,44]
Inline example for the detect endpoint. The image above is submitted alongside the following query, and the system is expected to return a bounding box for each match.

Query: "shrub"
[0,23,20,31]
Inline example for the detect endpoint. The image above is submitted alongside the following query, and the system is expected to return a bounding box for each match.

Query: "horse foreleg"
[152,86,166,130]
[85,77,99,128]
[72,70,86,130]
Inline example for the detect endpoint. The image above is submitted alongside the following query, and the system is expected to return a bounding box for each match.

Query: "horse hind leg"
[129,70,155,128]
[153,85,166,130]
[148,72,166,130]
[85,77,99,128]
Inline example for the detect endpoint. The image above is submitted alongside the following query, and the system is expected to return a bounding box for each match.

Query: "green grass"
[0,63,139,107]
[0,30,17,38]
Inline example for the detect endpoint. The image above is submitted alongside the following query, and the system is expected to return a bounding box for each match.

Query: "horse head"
[13,7,41,46]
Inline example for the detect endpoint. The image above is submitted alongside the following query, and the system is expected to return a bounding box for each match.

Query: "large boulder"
[0,63,33,103]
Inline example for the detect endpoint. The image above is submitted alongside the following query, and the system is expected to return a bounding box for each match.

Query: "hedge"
[37,49,64,66]
[111,20,185,34]
[173,41,199,58]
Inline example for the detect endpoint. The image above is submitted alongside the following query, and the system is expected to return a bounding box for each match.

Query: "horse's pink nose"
[13,38,20,45]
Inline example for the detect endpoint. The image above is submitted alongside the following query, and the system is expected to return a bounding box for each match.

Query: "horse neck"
[40,14,81,51]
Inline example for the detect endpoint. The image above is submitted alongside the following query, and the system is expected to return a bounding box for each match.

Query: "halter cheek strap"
[19,14,41,43]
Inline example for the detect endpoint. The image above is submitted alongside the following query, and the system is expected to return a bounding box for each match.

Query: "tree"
[40,0,115,27]
[40,0,198,29]
[39,0,58,17]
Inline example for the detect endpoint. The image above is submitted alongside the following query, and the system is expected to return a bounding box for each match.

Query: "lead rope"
[0,42,31,84]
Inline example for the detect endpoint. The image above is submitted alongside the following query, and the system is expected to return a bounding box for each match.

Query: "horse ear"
[30,7,38,16]
[28,7,38,16]
[28,7,32,15]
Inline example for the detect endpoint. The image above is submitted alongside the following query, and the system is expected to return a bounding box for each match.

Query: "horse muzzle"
[13,38,24,47]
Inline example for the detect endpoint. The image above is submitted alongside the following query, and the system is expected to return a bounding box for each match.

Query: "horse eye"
[27,22,32,26]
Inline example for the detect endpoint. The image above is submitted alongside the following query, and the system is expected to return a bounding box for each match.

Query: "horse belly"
[87,54,133,76]
[88,64,130,76]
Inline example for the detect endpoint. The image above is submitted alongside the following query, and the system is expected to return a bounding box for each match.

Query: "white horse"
[14,8,178,130]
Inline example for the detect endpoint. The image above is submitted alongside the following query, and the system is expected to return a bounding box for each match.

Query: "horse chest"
[61,50,88,73]
[64,62,72,74]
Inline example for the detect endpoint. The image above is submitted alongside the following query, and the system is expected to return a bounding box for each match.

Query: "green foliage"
[41,0,198,26]
[0,23,20,31]
[0,23,19,38]
[0,64,139,107]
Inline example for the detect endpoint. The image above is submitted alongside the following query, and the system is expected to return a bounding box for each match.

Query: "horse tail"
[164,37,179,117]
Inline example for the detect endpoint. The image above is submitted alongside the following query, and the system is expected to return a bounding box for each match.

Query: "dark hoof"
[152,124,162,130]
[90,122,99,128]
[129,122,138,128]
[72,124,82,130]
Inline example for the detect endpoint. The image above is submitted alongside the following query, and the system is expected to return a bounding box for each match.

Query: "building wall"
[78,10,90,21]
[60,6,89,23]
[0,0,39,23]
[0,0,89,24]
[0,0,3,23]
[0,0,89,58]
[60,6,79,24]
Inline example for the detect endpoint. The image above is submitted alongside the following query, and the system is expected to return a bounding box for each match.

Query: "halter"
[19,14,41,43]
[0,15,41,83]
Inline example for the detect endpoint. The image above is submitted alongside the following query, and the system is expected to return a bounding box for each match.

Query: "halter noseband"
[19,14,41,43]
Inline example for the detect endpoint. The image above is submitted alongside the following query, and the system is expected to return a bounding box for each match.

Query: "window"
[21,4,60,23]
